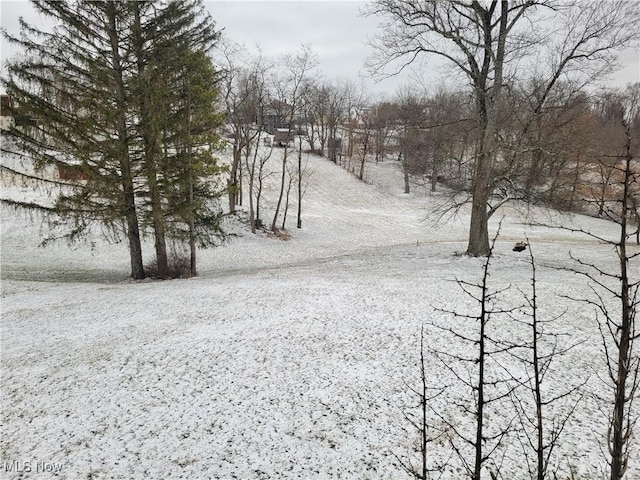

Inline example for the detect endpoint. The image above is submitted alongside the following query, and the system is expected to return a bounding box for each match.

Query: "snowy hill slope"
[1,149,638,479]
[1,146,619,281]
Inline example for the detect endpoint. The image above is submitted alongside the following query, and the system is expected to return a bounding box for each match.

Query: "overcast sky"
[207,1,423,95]
[1,0,638,98]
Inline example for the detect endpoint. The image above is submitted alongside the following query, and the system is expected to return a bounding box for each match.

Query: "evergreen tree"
[161,50,227,277]
[2,0,224,279]
[2,1,146,278]
[130,0,221,279]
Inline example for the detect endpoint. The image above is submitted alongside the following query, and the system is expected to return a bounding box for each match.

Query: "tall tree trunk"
[247,133,261,234]
[186,88,196,277]
[282,173,292,230]
[297,136,303,229]
[229,145,241,212]
[467,1,507,257]
[609,118,634,480]
[133,4,169,279]
[146,153,169,279]
[188,178,196,276]
[106,3,145,280]
[468,85,494,257]
[467,151,492,256]
[271,147,288,232]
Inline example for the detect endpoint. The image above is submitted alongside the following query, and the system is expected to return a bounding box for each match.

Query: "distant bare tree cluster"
[355,82,640,224]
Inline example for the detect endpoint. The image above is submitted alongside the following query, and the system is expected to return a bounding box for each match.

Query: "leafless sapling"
[395,324,449,479]
[429,229,520,479]
[557,89,639,479]
[508,241,586,480]
[270,45,316,233]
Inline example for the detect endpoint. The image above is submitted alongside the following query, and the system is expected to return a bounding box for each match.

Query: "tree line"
[362,83,639,220]
[218,45,639,236]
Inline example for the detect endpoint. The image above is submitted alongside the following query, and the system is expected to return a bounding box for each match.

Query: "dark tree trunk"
[106,3,145,280]
[297,137,303,229]
[466,1,508,257]
[609,118,634,480]
[467,160,491,257]
[133,4,168,279]
[271,147,288,232]
[229,145,241,212]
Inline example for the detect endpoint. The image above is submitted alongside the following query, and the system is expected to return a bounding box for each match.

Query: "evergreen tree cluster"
[2,0,226,279]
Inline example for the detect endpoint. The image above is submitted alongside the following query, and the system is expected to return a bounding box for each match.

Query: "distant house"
[57,163,88,182]
[273,128,294,147]
[0,95,15,131]
[263,99,293,134]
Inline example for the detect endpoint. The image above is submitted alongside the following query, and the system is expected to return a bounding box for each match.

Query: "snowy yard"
[1,149,638,479]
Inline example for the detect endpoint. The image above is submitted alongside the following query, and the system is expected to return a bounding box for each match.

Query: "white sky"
[1,0,639,98]
[207,0,423,96]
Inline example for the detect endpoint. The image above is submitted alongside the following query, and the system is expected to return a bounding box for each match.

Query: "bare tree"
[252,144,274,231]
[396,325,448,479]
[302,79,326,156]
[241,62,271,233]
[429,228,519,479]
[366,0,639,256]
[356,109,375,181]
[508,242,586,480]
[557,86,639,479]
[425,89,474,193]
[395,87,475,195]
[281,159,295,230]
[270,45,316,233]
[599,89,639,480]
[219,43,273,214]
[295,133,312,229]
[325,82,348,164]
[370,100,398,163]
[341,79,369,167]
[395,88,428,194]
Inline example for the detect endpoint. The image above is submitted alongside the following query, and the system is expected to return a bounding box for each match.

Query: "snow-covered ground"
[1,146,638,479]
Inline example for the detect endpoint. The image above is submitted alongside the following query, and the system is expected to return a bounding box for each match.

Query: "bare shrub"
[145,254,192,279]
